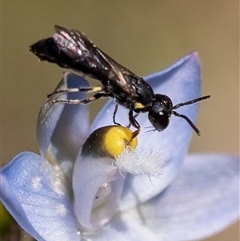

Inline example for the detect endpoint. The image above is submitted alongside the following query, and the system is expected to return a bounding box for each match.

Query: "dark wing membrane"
[53,25,134,95]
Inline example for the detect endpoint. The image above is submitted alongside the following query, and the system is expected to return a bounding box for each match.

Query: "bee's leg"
[128,110,141,139]
[113,104,121,126]
[51,91,109,105]
[47,85,104,98]
[126,113,139,128]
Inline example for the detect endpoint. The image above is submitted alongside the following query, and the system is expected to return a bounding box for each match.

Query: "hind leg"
[47,85,104,98]
[50,90,109,105]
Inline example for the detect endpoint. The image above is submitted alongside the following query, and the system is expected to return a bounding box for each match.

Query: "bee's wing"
[54,25,134,95]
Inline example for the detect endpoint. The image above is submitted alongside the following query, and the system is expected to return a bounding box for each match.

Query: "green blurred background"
[1,1,239,240]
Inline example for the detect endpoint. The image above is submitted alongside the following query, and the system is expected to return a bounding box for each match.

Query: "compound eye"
[148,110,170,132]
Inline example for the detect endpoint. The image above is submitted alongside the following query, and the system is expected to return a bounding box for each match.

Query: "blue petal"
[37,72,90,159]
[88,213,158,241]
[37,73,90,183]
[73,154,124,231]
[92,53,203,209]
[127,154,239,240]
[0,152,81,241]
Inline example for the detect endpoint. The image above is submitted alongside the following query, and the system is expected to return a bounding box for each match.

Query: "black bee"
[30,25,210,137]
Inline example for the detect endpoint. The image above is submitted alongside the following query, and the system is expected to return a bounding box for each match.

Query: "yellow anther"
[81,125,138,158]
[104,126,138,157]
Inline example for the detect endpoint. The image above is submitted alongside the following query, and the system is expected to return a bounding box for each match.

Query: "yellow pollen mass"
[103,126,138,157]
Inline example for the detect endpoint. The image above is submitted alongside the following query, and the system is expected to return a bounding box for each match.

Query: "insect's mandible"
[29,25,210,137]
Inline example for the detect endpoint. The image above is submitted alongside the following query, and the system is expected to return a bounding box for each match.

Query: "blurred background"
[1,1,239,240]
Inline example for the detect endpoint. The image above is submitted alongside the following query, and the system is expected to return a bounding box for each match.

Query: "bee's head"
[148,94,172,132]
[148,94,211,135]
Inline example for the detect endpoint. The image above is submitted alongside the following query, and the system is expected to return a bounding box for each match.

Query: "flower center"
[73,126,138,232]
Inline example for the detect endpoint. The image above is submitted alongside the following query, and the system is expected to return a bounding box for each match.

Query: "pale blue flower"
[1,52,239,241]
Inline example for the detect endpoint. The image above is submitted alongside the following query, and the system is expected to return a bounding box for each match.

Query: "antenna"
[171,95,211,135]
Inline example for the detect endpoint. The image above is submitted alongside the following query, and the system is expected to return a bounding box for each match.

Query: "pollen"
[31,176,42,190]
[56,204,67,216]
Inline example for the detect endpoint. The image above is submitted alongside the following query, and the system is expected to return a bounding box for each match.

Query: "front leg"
[128,110,141,138]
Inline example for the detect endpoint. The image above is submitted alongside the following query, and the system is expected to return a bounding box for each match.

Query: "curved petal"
[73,153,124,232]
[37,72,90,159]
[92,52,202,209]
[124,154,239,241]
[0,152,80,241]
[87,213,158,241]
[37,73,90,182]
